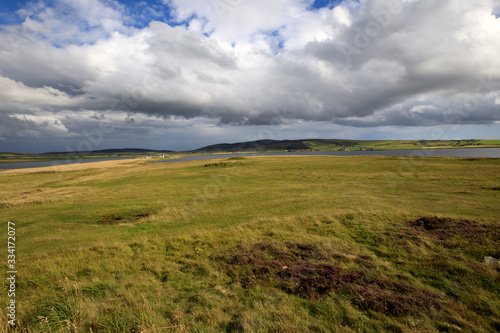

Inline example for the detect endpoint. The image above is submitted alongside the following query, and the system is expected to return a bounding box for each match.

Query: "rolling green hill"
[195,139,500,152]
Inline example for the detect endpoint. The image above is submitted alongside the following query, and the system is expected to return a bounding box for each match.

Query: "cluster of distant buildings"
[143,154,168,159]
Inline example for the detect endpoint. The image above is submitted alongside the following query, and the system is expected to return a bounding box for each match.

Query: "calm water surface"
[0,158,129,170]
[156,148,500,163]
[1,148,499,170]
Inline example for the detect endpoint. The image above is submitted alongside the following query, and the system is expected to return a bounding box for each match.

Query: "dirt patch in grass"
[483,186,500,191]
[97,212,151,225]
[22,188,43,195]
[215,242,443,317]
[204,162,242,167]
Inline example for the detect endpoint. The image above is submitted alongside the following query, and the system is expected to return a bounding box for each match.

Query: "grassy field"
[304,140,500,151]
[0,156,499,332]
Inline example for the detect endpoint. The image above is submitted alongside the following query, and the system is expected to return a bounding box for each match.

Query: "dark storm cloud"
[0,0,499,152]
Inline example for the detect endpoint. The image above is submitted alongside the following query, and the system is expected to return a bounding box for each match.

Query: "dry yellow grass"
[0,158,140,175]
[0,156,499,332]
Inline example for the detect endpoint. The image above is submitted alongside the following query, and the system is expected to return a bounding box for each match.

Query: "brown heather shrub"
[215,242,443,317]
[408,216,500,256]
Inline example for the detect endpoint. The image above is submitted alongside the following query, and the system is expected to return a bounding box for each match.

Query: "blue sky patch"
[311,0,344,10]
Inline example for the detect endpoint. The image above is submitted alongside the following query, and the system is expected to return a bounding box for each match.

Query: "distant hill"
[43,148,174,155]
[6,139,499,156]
[39,140,356,155]
[0,152,28,156]
[91,148,174,154]
[195,139,357,152]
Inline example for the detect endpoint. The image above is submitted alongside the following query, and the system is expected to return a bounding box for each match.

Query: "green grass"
[0,156,499,332]
[477,140,500,146]
[303,140,500,151]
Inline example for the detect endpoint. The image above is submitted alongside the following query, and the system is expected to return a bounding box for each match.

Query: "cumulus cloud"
[13,0,127,44]
[164,0,310,40]
[0,0,499,152]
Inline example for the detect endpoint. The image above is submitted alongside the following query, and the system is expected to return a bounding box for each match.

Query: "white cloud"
[165,0,309,41]
[13,0,127,44]
[0,76,80,109]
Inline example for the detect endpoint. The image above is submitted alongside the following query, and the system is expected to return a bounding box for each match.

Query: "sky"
[0,0,500,153]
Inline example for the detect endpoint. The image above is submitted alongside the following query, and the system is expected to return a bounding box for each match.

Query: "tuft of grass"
[204,161,242,167]
[94,309,139,333]
[97,212,151,225]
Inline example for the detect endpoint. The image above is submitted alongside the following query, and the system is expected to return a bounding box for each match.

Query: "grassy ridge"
[0,156,499,332]
[2,140,500,162]
[195,139,500,152]
[305,140,500,151]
